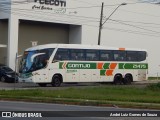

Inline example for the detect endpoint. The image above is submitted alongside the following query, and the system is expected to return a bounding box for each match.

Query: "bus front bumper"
[18,77,33,83]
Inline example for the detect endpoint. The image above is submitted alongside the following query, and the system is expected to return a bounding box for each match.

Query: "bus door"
[32,54,49,83]
[54,61,80,82]
[33,69,49,83]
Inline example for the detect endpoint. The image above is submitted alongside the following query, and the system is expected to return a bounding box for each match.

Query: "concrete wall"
[0,20,8,65]
[69,25,82,44]
[18,20,69,55]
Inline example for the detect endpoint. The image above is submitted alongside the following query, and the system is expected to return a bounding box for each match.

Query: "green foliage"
[146,82,160,91]
[148,77,160,80]
[0,85,160,105]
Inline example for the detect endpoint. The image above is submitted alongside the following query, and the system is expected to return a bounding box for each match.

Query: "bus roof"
[25,44,147,51]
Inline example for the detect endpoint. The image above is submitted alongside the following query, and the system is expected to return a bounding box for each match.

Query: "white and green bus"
[19,44,148,87]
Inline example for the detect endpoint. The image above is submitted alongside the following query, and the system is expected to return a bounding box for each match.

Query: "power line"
[103,26,160,38]
[103,2,160,19]
[116,8,160,18]
[127,0,160,4]
[0,7,99,27]
[0,6,100,21]
[70,0,99,6]
[1,1,160,38]
[1,6,160,29]
[0,6,100,26]
[108,21,160,29]
[0,1,125,9]
[1,5,160,35]
[0,2,136,21]
[0,0,159,18]
[2,6,159,29]
[109,19,160,26]
[1,7,160,38]
[109,19,160,34]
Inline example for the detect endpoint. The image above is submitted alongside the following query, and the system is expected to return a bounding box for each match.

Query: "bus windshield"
[19,48,54,73]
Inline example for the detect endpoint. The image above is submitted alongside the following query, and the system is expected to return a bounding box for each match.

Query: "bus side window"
[70,49,85,61]
[53,48,69,61]
[86,49,99,61]
[126,51,137,61]
[113,51,126,61]
[137,51,146,61]
[54,54,62,60]
[100,50,113,61]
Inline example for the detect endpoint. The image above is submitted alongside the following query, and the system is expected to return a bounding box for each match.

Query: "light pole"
[98,3,127,45]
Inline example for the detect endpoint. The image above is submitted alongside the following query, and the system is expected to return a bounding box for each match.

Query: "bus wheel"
[123,75,132,85]
[52,75,61,87]
[38,83,47,87]
[114,75,122,85]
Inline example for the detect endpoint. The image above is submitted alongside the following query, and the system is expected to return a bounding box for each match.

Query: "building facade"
[0,0,101,69]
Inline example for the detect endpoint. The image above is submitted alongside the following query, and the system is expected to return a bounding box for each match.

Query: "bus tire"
[38,83,47,87]
[123,75,132,85]
[114,75,122,85]
[52,75,61,87]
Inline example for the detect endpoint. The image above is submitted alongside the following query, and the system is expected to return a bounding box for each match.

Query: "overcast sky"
[139,0,160,3]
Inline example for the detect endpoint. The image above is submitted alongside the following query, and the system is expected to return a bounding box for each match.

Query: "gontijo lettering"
[59,62,97,69]
[68,63,90,69]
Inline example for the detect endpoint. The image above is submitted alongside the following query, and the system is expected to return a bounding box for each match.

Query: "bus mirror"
[17,55,22,59]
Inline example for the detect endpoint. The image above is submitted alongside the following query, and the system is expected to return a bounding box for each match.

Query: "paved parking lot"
[0,80,160,90]
[0,82,37,90]
[0,82,106,90]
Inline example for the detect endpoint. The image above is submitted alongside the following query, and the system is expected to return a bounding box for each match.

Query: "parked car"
[0,64,18,83]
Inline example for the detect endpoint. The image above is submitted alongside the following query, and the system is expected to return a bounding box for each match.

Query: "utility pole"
[97,3,127,45]
[98,2,104,45]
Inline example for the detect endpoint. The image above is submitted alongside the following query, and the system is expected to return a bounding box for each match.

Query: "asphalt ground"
[0,80,160,90]
[0,101,160,120]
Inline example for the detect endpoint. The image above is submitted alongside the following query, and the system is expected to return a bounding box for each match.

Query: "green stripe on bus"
[59,62,64,69]
[103,63,110,69]
[100,70,106,76]
[60,62,148,69]
[119,63,148,69]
